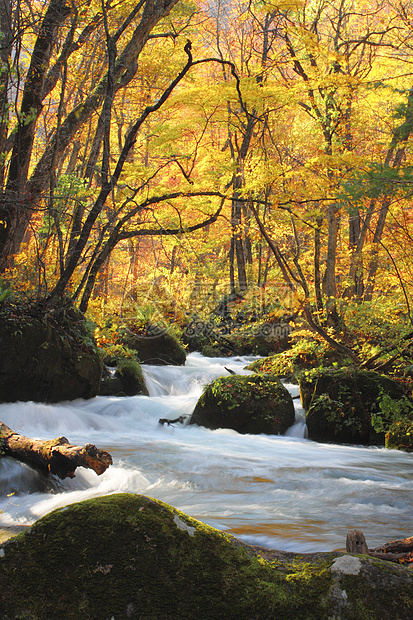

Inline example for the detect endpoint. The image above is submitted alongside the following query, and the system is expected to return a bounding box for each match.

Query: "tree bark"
[0,0,72,270]
[0,422,112,479]
[0,0,180,273]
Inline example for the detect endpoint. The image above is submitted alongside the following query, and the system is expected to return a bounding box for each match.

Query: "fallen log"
[369,535,413,564]
[0,422,112,479]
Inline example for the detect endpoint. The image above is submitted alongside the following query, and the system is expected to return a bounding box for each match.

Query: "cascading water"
[0,352,412,552]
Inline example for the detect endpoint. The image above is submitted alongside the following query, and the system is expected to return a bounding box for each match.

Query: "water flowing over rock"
[99,358,149,396]
[1,354,413,556]
[190,373,295,434]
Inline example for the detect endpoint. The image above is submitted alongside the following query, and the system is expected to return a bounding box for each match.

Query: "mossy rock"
[99,359,149,397]
[121,323,186,366]
[226,321,292,356]
[385,419,413,451]
[190,374,295,434]
[247,341,348,382]
[247,353,296,379]
[2,494,413,619]
[98,343,137,366]
[301,368,403,445]
[0,301,102,403]
[183,318,292,357]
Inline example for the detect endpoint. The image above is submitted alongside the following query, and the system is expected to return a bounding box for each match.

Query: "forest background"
[1,0,413,366]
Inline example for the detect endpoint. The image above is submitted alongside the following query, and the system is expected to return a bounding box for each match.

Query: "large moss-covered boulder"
[0,301,102,403]
[301,368,403,445]
[190,374,295,434]
[121,323,186,366]
[1,494,413,619]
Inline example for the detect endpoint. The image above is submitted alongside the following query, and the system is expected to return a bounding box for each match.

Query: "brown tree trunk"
[0,422,112,479]
[0,0,72,271]
[0,0,180,274]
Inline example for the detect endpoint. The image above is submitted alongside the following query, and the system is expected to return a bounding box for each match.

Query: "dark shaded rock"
[99,371,127,397]
[183,319,292,357]
[301,368,403,445]
[1,494,413,619]
[0,303,102,403]
[99,359,148,397]
[121,324,186,366]
[190,374,295,434]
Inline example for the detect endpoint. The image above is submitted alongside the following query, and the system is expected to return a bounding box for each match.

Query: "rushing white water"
[1,352,412,553]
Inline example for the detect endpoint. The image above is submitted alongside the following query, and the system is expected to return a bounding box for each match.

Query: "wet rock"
[121,324,186,366]
[99,359,148,396]
[300,368,403,445]
[190,374,295,435]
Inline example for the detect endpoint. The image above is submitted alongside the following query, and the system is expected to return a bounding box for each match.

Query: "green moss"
[1,495,413,619]
[301,368,403,445]
[0,494,325,619]
[115,358,149,396]
[0,300,102,402]
[190,374,295,434]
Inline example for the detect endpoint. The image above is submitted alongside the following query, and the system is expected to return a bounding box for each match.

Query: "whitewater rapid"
[0,352,412,552]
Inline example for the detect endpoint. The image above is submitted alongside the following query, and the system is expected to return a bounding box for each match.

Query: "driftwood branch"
[347,529,413,565]
[0,422,112,479]
[158,416,187,426]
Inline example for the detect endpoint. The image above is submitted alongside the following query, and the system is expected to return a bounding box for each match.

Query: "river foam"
[0,352,412,552]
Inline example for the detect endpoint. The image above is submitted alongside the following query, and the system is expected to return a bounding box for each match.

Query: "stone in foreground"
[1,494,413,619]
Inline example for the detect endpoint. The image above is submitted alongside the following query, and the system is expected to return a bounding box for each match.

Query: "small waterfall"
[284,383,308,438]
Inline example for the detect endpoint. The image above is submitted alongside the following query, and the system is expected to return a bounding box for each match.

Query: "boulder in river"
[99,358,149,396]
[0,301,102,403]
[1,493,413,619]
[301,367,404,445]
[120,323,186,366]
[190,373,295,434]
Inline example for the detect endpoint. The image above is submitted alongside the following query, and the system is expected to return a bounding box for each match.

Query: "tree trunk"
[0,422,112,479]
[314,215,323,312]
[0,0,180,273]
[0,0,72,271]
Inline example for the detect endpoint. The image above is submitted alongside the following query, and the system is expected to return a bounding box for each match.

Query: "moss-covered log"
[0,422,112,479]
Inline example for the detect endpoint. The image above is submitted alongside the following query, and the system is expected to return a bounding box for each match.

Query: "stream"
[0,352,412,553]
